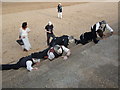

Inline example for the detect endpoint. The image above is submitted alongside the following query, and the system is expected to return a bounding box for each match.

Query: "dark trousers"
[1,62,21,70]
[1,58,26,70]
[47,34,55,45]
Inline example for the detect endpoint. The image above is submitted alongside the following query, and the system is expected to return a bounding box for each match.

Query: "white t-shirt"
[47,46,70,60]
[19,27,30,38]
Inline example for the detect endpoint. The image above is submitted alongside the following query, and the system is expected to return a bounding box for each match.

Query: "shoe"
[23,48,28,52]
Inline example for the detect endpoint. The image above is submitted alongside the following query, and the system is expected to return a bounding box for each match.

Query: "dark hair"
[101,20,106,24]
[31,52,40,59]
[97,29,103,38]
[22,22,27,29]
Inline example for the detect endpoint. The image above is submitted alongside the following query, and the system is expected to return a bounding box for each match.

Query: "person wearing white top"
[19,22,31,51]
[91,20,114,32]
[47,45,71,60]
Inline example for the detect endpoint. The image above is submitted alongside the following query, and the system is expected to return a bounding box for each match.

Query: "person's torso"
[48,47,63,58]
[19,55,34,67]
[58,5,62,12]
[91,22,106,32]
[20,28,29,38]
[83,32,95,41]
[46,25,53,34]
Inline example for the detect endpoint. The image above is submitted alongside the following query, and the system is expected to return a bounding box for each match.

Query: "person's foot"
[74,39,78,45]
[23,48,28,52]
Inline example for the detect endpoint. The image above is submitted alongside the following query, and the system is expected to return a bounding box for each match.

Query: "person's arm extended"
[106,24,114,33]
[48,52,55,61]
[61,46,71,60]
[26,61,38,71]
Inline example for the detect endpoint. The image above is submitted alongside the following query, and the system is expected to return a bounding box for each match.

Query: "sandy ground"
[1,2,118,88]
[2,2,118,64]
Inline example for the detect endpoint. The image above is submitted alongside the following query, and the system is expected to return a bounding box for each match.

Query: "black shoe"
[74,39,78,45]
[23,49,28,52]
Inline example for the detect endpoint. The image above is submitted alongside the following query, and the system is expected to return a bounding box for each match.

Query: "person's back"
[49,35,69,47]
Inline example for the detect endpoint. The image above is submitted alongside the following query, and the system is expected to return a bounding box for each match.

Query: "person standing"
[57,3,62,19]
[45,21,55,46]
[19,22,31,51]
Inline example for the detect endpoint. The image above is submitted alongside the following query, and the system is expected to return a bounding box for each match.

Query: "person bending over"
[75,29,103,45]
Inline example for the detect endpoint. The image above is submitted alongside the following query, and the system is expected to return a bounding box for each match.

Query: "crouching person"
[1,55,40,71]
[75,29,103,45]
[47,45,71,60]
[49,35,75,47]
[91,20,114,37]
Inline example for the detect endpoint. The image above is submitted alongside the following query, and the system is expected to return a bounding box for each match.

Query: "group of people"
[1,19,114,71]
[1,3,114,72]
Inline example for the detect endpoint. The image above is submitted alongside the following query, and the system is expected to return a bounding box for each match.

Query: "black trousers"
[1,61,22,70]
[47,34,55,45]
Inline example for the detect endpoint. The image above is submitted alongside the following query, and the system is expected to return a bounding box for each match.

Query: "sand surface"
[2,2,118,64]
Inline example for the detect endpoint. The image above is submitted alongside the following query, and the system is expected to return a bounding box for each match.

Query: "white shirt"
[19,27,30,38]
[26,59,40,71]
[47,46,70,60]
[91,22,113,32]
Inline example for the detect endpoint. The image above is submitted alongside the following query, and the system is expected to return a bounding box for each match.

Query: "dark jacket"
[57,5,62,12]
[45,24,54,34]
[49,35,69,47]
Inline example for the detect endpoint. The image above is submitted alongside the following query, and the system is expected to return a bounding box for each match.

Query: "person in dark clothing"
[0,44,71,71]
[49,35,75,47]
[1,55,41,71]
[45,21,55,46]
[57,3,62,19]
[75,29,103,45]
[32,44,71,61]
[91,20,114,39]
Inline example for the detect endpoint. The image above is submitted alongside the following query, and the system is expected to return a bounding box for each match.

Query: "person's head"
[68,36,75,43]
[97,29,104,38]
[22,22,27,29]
[31,52,41,63]
[54,45,62,54]
[59,3,61,5]
[100,20,106,27]
[48,21,52,26]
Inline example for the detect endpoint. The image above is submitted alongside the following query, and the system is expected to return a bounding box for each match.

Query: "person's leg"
[60,12,62,19]
[51,34,55,38]
[47,34,50,46]
[49,38,56,47]
[1,63,21,70]
[58,12,60,18]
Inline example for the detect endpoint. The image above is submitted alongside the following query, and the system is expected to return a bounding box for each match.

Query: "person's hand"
[64,56,68,60]
[48,31,51,33]
[35,62,40,66]
[32,67,38,70]
[62,56,68,60]
[110,32,113,35]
